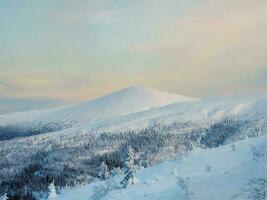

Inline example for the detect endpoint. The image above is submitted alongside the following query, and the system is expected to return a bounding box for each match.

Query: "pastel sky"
[1,0,267,113]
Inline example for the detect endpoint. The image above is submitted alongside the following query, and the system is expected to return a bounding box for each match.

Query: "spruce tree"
[1,193,8,200]
[48,180,57,199]
[121,146,135,188]
[98,161,110,180]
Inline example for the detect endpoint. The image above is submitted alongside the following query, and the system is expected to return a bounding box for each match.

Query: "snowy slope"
[1,87,267,146]
[72,95,266,134]
[57,134,267,200]
[1,88,267,199]
[0,86,199,126]
[1,86,266,134]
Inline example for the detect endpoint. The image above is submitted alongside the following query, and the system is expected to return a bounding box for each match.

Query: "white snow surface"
[0,86,199,125]
[1,87,267,139]
[57,134,267,200]
[67,95,266,134]
[1,87,267,200]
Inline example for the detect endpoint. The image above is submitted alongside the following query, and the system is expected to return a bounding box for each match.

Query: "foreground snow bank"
[57,135,267,200]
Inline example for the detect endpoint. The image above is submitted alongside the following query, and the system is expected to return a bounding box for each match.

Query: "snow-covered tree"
[1,193,9,200]
[173,168,178,176]
[231,144,236,151]
[48,180,57,199]
[121,146,135,188]
[244,177,267,200]
[176,176,193,199]
[91,178,117,200]
[251,145,265,161]
[98,161,110,180]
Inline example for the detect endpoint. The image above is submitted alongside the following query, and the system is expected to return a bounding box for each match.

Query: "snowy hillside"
[45,86,199,121]
[59,95,267,138]
[1,86,267,141]
[57,134,267,200]
[1,87,267,200]
[0,86,199,126]
[1,87,267,142]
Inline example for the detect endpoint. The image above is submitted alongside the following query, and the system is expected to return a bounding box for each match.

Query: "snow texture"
[57,134,267,200]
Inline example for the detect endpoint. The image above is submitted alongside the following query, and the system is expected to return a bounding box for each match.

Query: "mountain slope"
[0,86,199,126]
[57,134,267,200]
[1,91,267,199]
[43,86,199,121]
[75,95,266,135]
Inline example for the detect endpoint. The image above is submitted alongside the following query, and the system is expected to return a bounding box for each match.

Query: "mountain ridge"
[0,86,199,126]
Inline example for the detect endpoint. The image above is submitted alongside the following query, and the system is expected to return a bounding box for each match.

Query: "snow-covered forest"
[0,87,267,199]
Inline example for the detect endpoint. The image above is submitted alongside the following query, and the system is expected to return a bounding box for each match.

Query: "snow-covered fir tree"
[98,161,110,180]
[176,176,192,199]
[121,146,135,188]
[1,193,8,200]
[245,177,267,200]
[48,180,57,199]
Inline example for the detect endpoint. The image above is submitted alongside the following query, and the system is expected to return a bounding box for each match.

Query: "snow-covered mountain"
[1,87,267,200]
[64,95,267,137]
[1,86,267,143]
[0,86,199,126]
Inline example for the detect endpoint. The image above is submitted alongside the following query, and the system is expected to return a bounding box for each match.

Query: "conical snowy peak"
[92,85,200,110]
[0,86,199,126]
[101,85,199,105]
[55,85,199,119]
